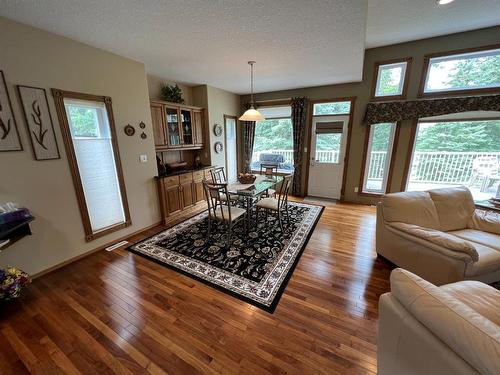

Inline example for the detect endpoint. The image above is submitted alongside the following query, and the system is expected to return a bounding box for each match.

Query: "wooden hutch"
[150,100,213,224]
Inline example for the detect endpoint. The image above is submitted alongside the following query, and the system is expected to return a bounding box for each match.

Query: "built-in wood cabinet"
[150,100,204,151]
[157,168,214,224]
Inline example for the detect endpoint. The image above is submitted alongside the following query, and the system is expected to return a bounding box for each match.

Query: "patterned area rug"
[128,201,324,312]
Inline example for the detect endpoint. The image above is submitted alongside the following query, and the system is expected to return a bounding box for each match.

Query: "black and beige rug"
[128,201,324,312]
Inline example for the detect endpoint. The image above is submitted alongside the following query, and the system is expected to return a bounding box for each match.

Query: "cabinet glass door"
[181,109,193,146]
[165,108,180,147]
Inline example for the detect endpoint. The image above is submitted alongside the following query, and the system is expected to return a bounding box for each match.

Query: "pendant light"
[239,61,265,121]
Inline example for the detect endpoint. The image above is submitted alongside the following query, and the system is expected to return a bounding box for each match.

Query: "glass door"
[165,107,181,147]
[225,116,238,182]
[181,109,193,146]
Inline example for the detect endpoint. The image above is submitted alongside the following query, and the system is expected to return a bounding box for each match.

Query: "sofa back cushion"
[390,268,500,375]
[428,186,475,231]
[381,191,440,229]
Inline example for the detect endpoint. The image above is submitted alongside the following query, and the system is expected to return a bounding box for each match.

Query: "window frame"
[52,89,131,241]
[418,44,500,98]
[359,122,400,196]
[370,57,412,101]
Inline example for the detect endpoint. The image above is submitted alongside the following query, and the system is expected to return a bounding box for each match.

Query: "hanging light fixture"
[239,61,265,121]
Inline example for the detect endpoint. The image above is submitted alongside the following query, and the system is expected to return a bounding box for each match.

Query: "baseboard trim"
[31,220,163,279]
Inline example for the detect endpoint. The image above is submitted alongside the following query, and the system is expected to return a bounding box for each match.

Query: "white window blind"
[64,99,125,232]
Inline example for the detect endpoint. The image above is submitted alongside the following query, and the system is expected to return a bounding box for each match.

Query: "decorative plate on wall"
[124,124,135,136]
[213,123,223,137]
[214,141,223,154]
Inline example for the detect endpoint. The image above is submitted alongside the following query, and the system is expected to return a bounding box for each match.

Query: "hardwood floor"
[0,201,393,374]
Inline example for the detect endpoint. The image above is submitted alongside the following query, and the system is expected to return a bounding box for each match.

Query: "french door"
[224,116,238,183]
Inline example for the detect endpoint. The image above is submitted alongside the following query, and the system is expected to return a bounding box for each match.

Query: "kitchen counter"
[156,165,214,178]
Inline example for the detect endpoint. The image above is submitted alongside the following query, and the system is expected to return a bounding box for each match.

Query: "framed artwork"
[17,85,60,160]
[0,71,23,152]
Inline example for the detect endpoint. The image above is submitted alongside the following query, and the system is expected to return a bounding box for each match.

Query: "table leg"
[246,196,252,229]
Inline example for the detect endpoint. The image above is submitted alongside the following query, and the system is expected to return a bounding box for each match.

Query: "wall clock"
[214,141,223,154]
[213,123,223,137]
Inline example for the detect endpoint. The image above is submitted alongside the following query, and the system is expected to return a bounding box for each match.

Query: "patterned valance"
[364,94,500,124]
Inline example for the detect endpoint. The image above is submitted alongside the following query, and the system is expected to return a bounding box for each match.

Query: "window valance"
[363,94,500,125]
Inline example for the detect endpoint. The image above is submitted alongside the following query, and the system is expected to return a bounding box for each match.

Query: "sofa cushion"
[468,212,500,236]
[382,191,440,229]
[441,280,500,326]
[390,268,500,375]
[449,229,500,252]
[428,186,475,231]
[465,243,500,277]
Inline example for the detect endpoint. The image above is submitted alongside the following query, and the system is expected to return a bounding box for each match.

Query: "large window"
[421,46,500,96]
[405,118,500,200]
[372,58,411,99]
[361,123,397,194]
[251,105,294,173]
[53,90,130,241]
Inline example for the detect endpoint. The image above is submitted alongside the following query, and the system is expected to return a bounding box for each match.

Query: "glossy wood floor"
[0,200,394,375]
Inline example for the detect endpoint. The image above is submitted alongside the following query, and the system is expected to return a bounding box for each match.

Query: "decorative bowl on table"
[238,173,256,184]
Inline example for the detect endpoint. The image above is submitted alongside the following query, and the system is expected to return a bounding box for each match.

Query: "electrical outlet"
[139,154,147,163]
[354,187,359,193]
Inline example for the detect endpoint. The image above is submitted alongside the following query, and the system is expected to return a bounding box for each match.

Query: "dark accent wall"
[240,26,500,204]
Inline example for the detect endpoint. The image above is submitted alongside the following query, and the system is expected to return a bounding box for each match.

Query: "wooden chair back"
[278,174,293,210]
[210,167,227,183]
[203,180,231,221]
[260,164,278,177]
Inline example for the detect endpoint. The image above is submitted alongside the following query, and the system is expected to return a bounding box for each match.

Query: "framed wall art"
[17,85,60,160]
[0,71,23,152]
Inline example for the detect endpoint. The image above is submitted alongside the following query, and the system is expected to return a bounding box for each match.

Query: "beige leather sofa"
[377,186,500,285]
[378,268,500,375]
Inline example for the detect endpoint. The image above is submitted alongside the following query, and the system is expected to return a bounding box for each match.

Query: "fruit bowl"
[238,173,256,184]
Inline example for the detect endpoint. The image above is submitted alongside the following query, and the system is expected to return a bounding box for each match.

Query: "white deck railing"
[253,149,500,184]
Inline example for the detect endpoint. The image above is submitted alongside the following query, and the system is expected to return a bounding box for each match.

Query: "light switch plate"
[139,154,147,163]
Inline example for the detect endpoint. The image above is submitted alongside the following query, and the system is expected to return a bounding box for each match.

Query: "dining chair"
[255,174,292,232]
[260,163,278,198]
[203,180,247,247]
[210,167,239,205]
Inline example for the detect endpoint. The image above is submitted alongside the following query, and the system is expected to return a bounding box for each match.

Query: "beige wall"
[0,17,160,275]
[147,74,194,105]
[192,85,240,169]
[241,26,500,204]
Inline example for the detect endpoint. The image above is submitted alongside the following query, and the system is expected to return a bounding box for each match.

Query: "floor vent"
[105,240,129,251]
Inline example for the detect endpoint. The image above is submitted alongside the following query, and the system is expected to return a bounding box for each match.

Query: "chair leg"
[278,210,284,232]
[285,204,290,225]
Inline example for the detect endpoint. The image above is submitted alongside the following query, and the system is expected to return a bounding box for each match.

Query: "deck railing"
[253,149,500,184]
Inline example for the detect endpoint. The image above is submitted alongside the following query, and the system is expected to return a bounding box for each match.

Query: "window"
[251,105,294,173]
[361,123,397,194]
[421,46,500,96]
[314,121,344,163]
[313,101,351,116]
[372,58,411,99]
[52,90,130,241]
[405,118,500,200]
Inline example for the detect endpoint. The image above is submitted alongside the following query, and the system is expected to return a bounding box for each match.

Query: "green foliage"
[254,119,293,152]
[160,84,185,104]
[68,106,99,137]
[447,55,500,88]
[377,67,401,96]
[371,123,392,151]
[313,102,351,115]
[415,121,500,152]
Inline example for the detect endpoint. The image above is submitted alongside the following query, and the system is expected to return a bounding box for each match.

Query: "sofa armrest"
[386,222,478,262]
[468,212,500,236]
[390,269,500,375]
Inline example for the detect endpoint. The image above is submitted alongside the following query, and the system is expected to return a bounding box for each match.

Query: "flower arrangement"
[0,267,31,301]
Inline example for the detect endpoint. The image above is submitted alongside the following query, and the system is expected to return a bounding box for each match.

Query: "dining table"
[226,175,284,227]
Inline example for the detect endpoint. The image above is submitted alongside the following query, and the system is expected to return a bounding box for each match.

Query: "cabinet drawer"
[179,173,193,184]
[193,170,205,181]
[163,176,179,188]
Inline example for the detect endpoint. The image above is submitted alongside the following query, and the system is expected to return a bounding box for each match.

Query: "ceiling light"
[437,0,455,5]
[239,61,265,121]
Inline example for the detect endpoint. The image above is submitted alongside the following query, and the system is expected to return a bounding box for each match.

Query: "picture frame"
[17,85,60,160]
[0,71,23,152]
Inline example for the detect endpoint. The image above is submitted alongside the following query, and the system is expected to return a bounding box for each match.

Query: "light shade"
[239,107,265,121]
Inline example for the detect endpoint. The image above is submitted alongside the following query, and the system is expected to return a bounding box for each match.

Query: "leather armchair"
[378,268,500,375]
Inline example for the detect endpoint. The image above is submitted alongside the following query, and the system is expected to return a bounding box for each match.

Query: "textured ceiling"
[366,0,500,48]
[0,0,367,94]
[0,1,499,94]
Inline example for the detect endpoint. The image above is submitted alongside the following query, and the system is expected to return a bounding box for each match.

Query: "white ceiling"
[366,0,500,48]
[0,0,499,94]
